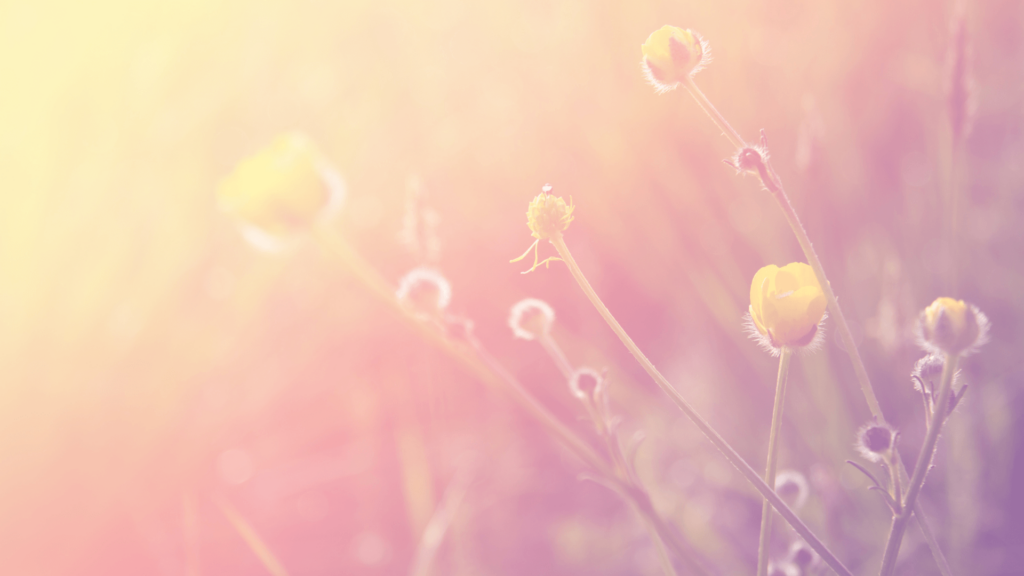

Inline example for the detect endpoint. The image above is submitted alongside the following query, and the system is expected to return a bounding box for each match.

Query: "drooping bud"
[855,422,897,463]
[396,267,452,317]
[508,298,555,341]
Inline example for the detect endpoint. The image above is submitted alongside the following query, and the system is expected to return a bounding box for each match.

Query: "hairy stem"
[879,353,958,575]
[316,228,706,575]
[550,233,852,576]
[757,347,792,576]
[680,79,953,575]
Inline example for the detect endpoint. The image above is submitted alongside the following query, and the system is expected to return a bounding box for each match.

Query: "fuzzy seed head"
[918,297,989,356]
[641,26,708,92]
[526,185,574,240]
[787,541,819,569]
[508,298,555,341]
[912,353,946,392]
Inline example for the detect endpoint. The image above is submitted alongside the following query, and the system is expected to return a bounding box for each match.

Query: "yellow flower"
[526,190,574,240]
[218,133,342,245]
[918,297,988,355]
[749,263,827,350]
[641,25,706,91]
[510,185,573,274]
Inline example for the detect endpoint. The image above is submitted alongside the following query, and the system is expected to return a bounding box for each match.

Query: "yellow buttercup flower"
[749,262,827,350]
[218,133,343,249]
[918,297,988,355]
[641,25,707,91]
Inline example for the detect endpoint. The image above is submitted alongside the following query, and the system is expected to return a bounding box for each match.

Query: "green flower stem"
[680,78,953,576]
[757,347,792,576]
[550,232,853,576]
[879,352,959,576]
[316,228,704,576]
[540,333,680,576]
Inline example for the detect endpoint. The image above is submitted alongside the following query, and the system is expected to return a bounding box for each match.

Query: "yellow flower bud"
[526,187,574,240]
[918,297,988,355]
[641,25,707,91]
[218,133,343,250]
[748,262,827,351]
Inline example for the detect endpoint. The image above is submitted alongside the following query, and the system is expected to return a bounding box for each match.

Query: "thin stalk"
[679,80,952,575]
[314,228,706,575]
[549,232,853,576]
[682,77,746,149]
[541,332,682,576]
[217,498,291,576]
[879,353,959,576]
[756,347,792,576]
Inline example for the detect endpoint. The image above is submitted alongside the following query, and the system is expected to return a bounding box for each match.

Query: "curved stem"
[550,233,853,576]
[879,353,959,575]
[757,347,792,576]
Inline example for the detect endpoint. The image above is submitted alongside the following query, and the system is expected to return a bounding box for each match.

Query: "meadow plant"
[212,19,994,576]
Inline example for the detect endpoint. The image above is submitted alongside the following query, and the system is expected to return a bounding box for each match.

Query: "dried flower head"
[396,267,451,316]
[747,263,827,354]
[511,184,573,273]
[917,297,989,356]
[508,298,555,341]
[855,421,896,463]
[774,469,809,510]
[218,132,344,251]
[641,25,709,92]
[568,367,603,401]
[526,184,574,240]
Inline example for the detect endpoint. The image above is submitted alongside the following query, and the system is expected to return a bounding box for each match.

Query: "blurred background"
[1,0,1022,574]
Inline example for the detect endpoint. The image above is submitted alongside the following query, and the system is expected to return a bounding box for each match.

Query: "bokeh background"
[1,0,1022,574]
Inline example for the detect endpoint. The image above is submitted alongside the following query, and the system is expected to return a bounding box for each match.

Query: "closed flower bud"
[747,263,827,353]
[218,133,344,251]
[641,25,708,92]
[508,298,555,341]
[396,267,451,317]
[526,185,574,240]
[917,297,989,355]
[855,422,896,463]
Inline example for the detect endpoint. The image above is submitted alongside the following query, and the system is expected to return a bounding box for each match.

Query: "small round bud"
[396,267,451,317]
[641,26,709,92]
[508,298,555,341]
[218,132,344,251]
[568,367,603,401]
[855,422,896,463]
[526,185,574,240]
[917,297,989,356]
[748,263,827,354]
[787,541,820,569]
[774,469,809,510]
